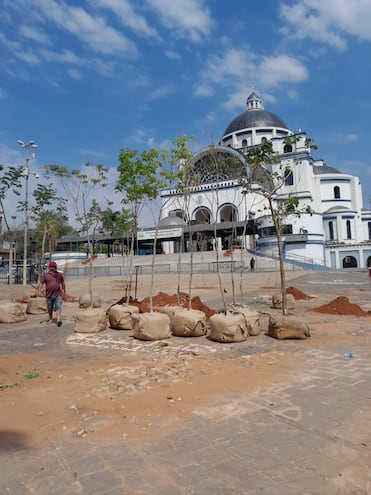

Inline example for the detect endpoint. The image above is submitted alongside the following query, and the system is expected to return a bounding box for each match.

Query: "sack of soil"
[0,302,26,323]
[78,293,102,309]
[74,307,107,333]
[171,308,207,337]
[272,293,295,310]
[108,304,139,330]
[133,312,171,341]
[268,314,311,340]
[26,297,48,315]
[209,312,248,343]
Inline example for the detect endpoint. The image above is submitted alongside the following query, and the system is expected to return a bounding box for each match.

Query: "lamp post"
[17,139,38,286]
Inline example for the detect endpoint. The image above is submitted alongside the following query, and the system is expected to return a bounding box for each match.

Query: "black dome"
[224,109,288,135]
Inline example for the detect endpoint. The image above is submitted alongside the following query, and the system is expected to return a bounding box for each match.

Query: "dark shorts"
[47,296,63,312]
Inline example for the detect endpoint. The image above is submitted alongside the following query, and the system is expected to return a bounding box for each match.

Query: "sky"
[1,0,371,230]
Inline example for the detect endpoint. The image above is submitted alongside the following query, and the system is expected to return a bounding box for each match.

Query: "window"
[368,222,371,240]
[283,144,292,153]
[284,169,294,186]
[329,221,334,240]
[241,139,247,147]
[346,220,352,239]
[334,186,340,199]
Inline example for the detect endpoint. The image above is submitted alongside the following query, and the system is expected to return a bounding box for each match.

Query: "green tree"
[100,207,132,255]
[241,138,314,315]
[27,182,68,273]
[115,147,164,305]
[45,162,108,306]
[0,164,25,282]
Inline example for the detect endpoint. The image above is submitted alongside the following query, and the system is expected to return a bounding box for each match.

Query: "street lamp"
[17,139,38,286]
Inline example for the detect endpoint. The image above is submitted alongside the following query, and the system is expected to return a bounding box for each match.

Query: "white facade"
[158,92,371,269]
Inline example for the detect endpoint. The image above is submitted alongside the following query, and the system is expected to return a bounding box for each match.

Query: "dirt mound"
[311,296,371,316]
[286,286,313,300]
[113,291,216,321]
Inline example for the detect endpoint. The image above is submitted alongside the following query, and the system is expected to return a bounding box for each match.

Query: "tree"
[100,207,132,256]
[240,138,314,315]
[0,164,25,283]
[115,147,165,306]
[27,182,69,274]
[45,162,108,306]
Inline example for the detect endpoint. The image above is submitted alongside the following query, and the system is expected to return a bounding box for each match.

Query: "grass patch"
[24,370,40,379]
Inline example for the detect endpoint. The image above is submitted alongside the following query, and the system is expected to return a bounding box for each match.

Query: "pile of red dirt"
[286,286,314,300]
[311,296,371,316]
[114,291,216,321]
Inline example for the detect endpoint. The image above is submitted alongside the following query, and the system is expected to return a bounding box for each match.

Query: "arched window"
[241,139,247,147]
[346,220,352,239]
[343,256,357,268]
[368,222,371,240]
[219,204,238,223]
[261,137,267,144]
[334,186,340,199]
[194,207,211,224]
[329,221,334,240]
[283,144,292,153]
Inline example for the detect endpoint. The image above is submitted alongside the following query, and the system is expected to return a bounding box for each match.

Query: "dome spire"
[246,91,264,111]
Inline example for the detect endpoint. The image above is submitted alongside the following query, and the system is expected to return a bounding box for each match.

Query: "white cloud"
[30,0,138,57]
[0,88,8,99]
[194,47,308,110]
[148,84,176,100]
[95,0,159,39]
[165,49,181,60]
[280,0,371,49]
[19,25,51,45]
[256,55,308,88]
[147,0,213,41]
[345,133,359,141]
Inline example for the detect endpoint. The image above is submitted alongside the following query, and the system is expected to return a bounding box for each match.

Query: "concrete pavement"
[0,270,370,494]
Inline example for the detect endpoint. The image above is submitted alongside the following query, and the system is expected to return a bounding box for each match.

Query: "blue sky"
[1,0,371,228]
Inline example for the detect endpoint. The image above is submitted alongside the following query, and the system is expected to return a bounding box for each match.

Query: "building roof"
[223,91,288,135]
[313,164,341,175]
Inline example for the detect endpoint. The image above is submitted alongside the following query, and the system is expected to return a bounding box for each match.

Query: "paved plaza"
[0,269,370,494]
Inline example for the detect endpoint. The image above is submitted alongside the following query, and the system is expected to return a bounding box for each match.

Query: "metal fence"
[0,262,39,285]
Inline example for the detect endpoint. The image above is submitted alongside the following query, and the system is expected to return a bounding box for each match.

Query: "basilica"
[140,91,371,270]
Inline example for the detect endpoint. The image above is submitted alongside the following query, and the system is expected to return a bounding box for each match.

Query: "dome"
[223,91,288,135]
[224,110,288,135]
[158,211,186,228]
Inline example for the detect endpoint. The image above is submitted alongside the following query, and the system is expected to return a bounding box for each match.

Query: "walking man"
[250,257,255,272]
[38,261,66,326]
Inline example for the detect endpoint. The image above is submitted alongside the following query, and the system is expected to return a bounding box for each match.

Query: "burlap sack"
[26,297,48,315]
[0,302,26,323]
[209,312,248,343]
[108,304,139,330]
[74,307,107,333]
[271,293,295,310]
[155,305,184,325]
[238,308,261,336]
[268,314,311,339]
[133,312,171,341]
[79,293,102,309]
[171,308,207,337]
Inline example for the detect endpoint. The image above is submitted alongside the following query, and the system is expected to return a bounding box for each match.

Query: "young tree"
[240,138,314,315]
[45,163,108,306]
[100,207,132,256]
[115,147,165,306]
[26,183,68,276]
[0,164,24,281]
